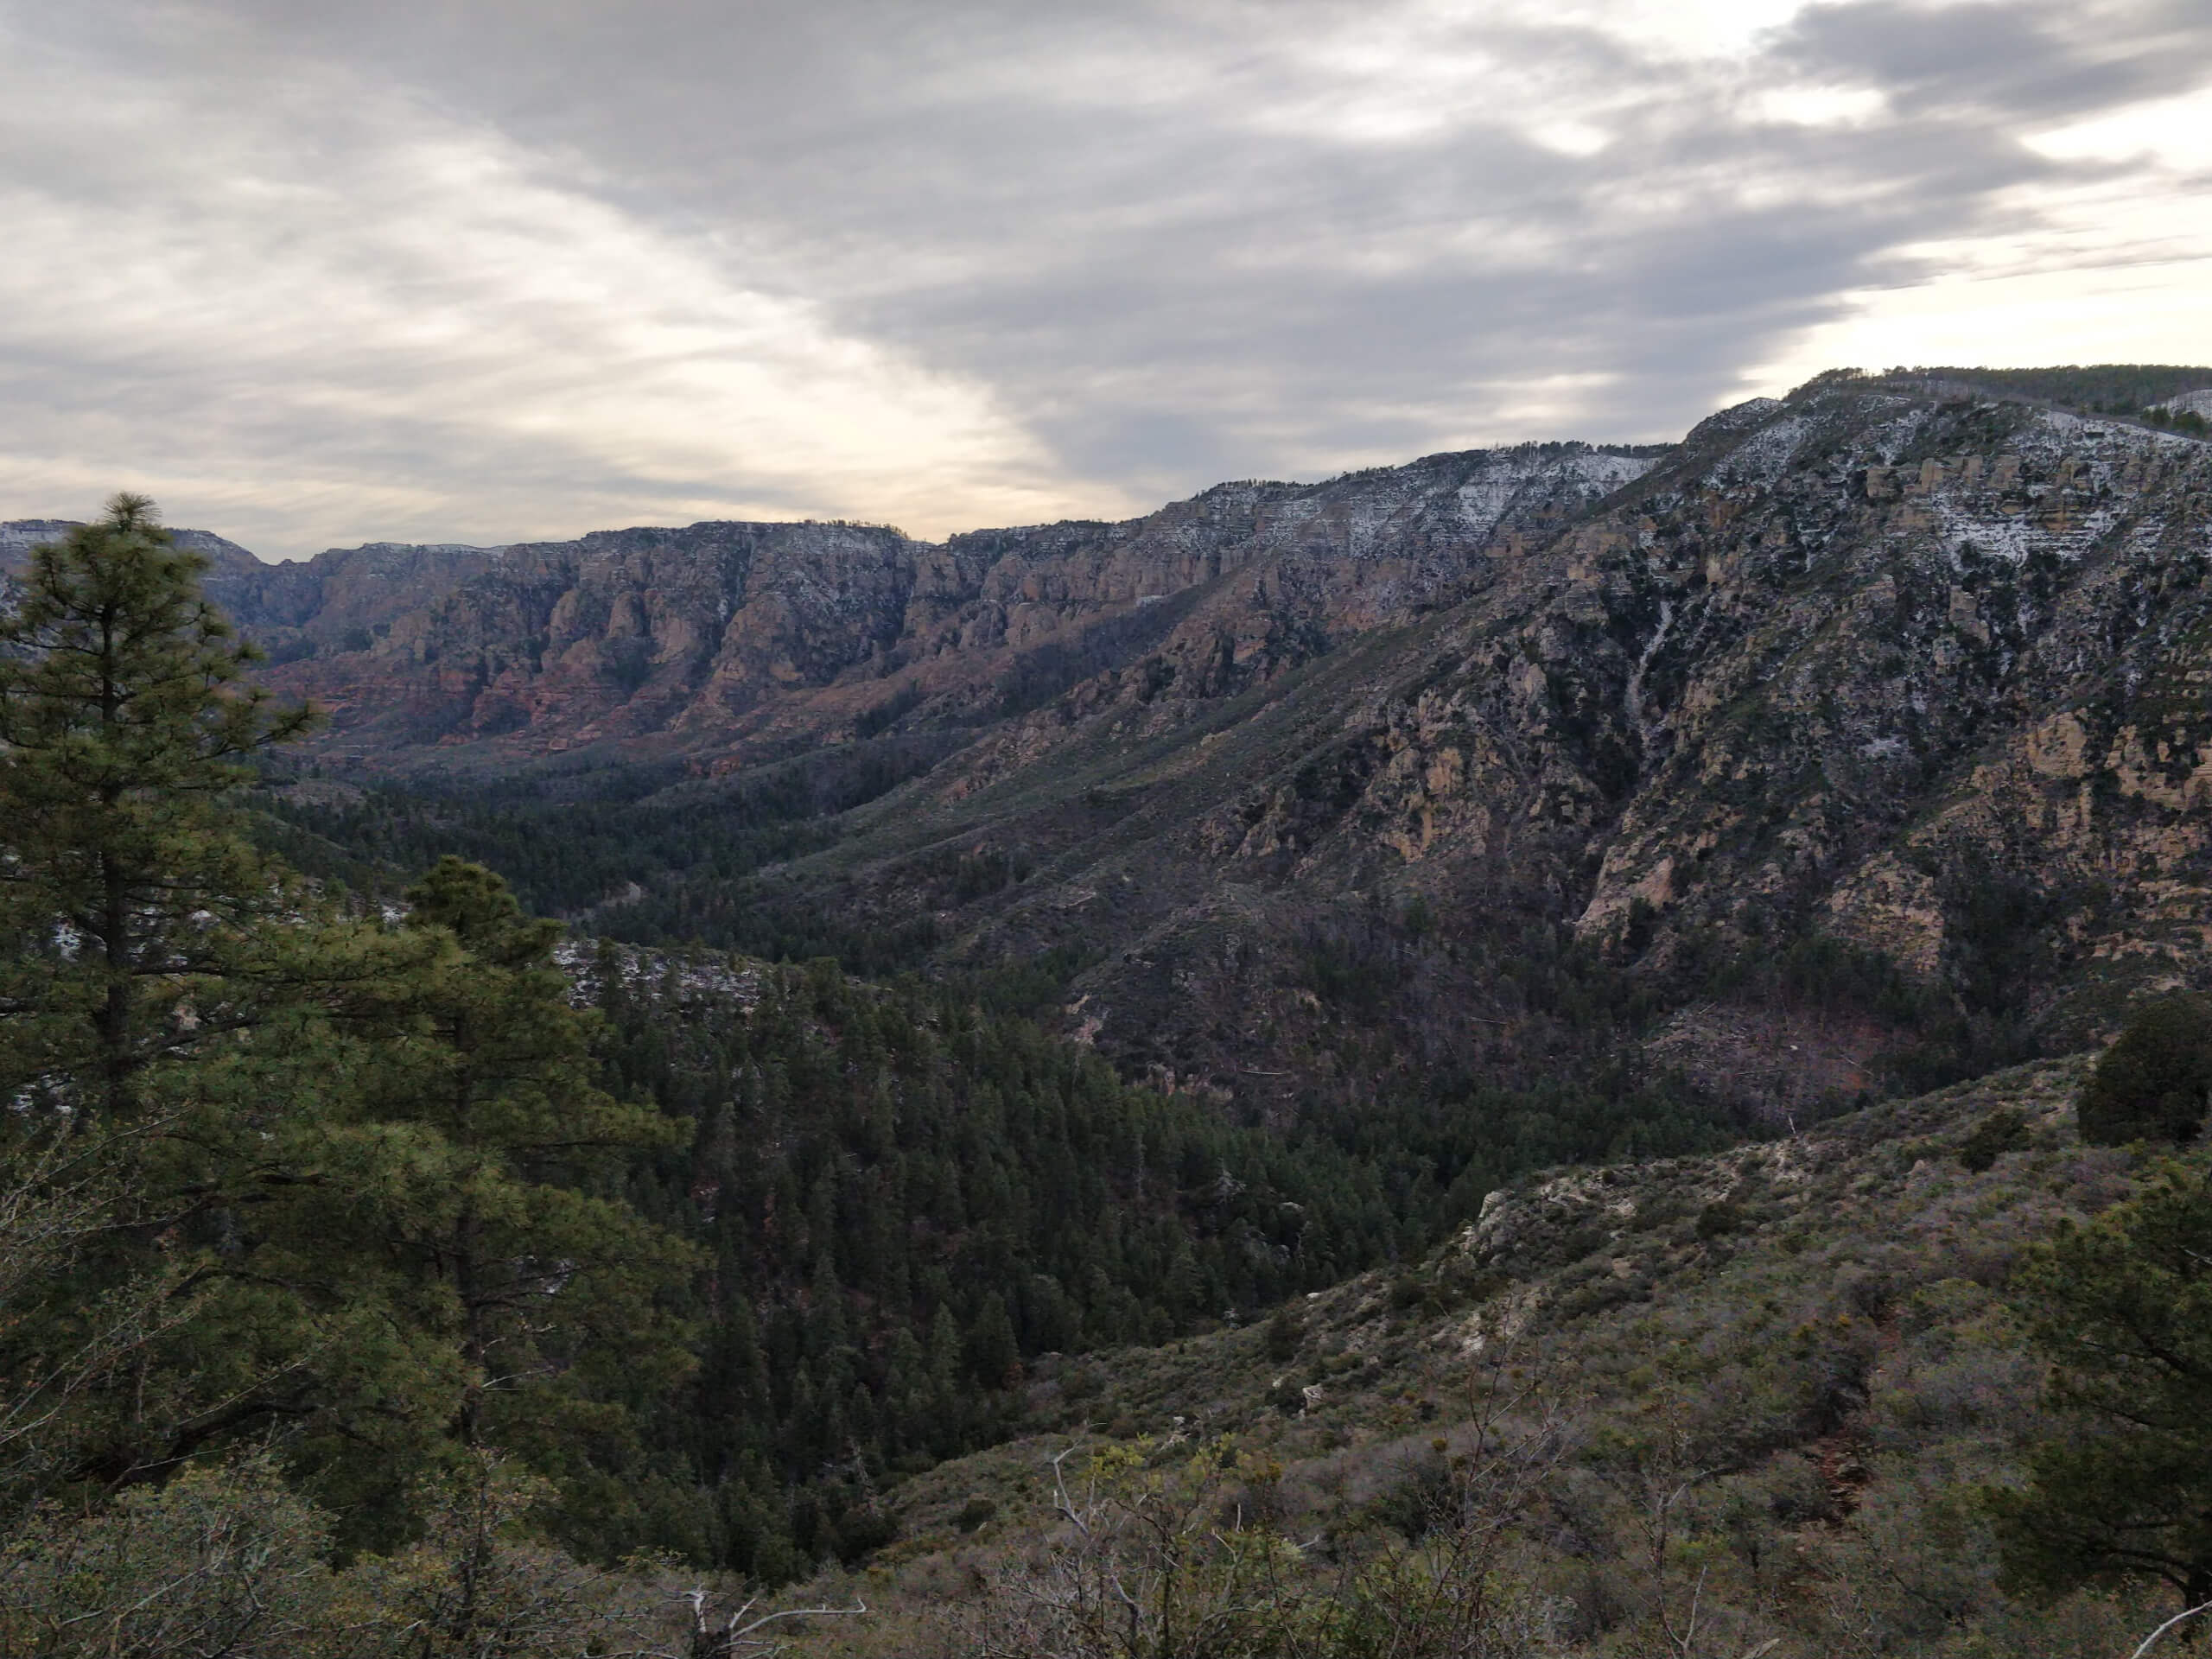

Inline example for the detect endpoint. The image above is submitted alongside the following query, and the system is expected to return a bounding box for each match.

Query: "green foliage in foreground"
[0,504,674,1538]
[0,1452,740,1658]
[0,492,315,1123]
[1993,1157,2212,1606]
[0,497,1412,1605]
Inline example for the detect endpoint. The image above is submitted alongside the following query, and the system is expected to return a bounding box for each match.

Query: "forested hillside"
[13,359,2212,1657]
[217,367,2212,1162]
[1901,363,2212,414]
[0,502,1421,1646]
[775,1052,2212,1659]
[0,503,717,1650]
[591,950,1411,1578]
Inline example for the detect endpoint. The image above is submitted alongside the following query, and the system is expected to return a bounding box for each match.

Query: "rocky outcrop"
[259,523,926,753]
[8,441,1660,766]
[734,375,2212,1101]
[14,372,2212,1113]
[1547,392,2212,1028]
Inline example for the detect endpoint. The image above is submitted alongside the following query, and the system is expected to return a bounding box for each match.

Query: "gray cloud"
[3,0,2209,556]
[1773,0,2212,119]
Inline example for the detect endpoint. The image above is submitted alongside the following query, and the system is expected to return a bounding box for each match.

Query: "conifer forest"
[11,360,2212,1657]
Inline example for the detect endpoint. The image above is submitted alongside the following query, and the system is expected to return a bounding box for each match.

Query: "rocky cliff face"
[1562,389,2212,987]
[1227,379,2212,1078]
[248,523,918,752]
[9,442,1654,764]
[692,373,2212,1109]
[12,372,2212,1117]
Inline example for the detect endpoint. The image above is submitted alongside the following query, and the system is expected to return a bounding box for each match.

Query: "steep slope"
[213,442,1661,760]
[653,374,2212,1118]
[552,940,1421,1578]
[29,368,2212,1123]
[781,1055,2173,1659]
[1545,379,2212,1041]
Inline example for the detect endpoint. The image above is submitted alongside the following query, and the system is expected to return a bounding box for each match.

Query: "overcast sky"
[3,0,2209,558]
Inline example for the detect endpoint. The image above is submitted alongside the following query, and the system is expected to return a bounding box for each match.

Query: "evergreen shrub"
[2078,995,2212,1146]
[1960,1107,2031,1172]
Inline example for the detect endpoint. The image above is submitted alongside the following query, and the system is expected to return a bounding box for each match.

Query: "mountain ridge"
[15,368,2212,1128]
[717,372,2212,1114]
[7,439,1669,765]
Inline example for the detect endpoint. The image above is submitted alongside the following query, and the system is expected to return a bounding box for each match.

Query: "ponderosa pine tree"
[0,505,693,1560]
[334,856,697,1548]
[0,494,313,1122]
[1988,1158,2212,1611]
[0,496,402,1510]
[31,855,699,1551]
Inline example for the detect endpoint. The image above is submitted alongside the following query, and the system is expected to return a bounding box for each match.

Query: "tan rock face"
[1074,391,2202,1094]
[2026,711,2091,779]
[896,382,2212,1093]
[198,442,1662,763]
[16,377,2210,1109]
[1548,393,2212,1036]
[1826,856,1947,979]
